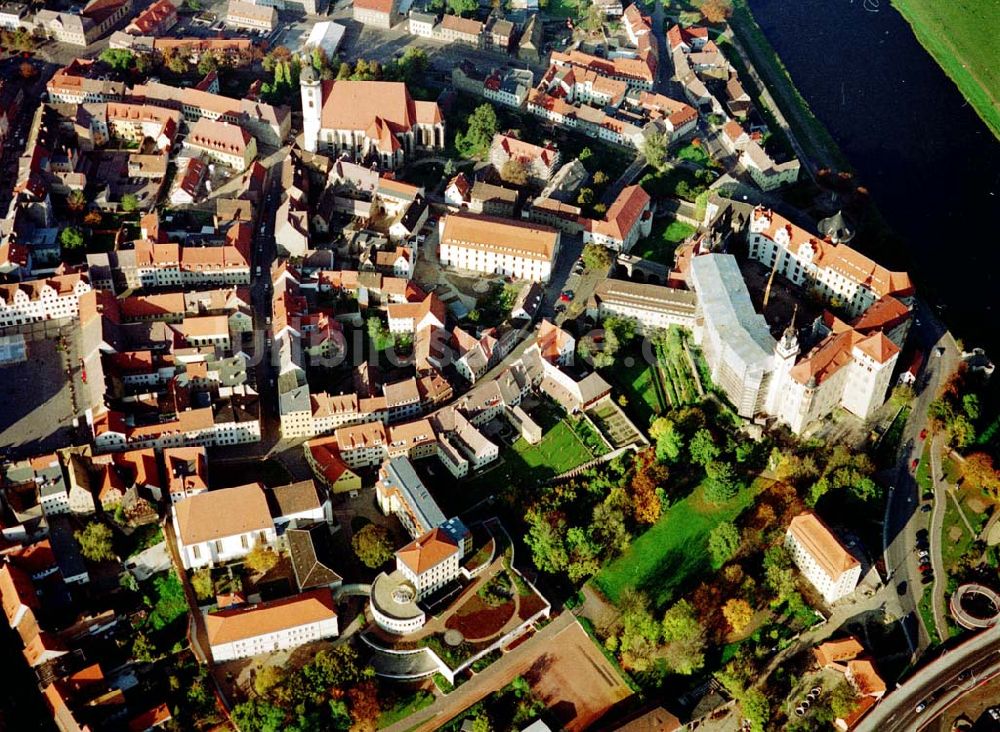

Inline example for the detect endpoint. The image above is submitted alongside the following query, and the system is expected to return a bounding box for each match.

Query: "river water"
[747,0,1000,352]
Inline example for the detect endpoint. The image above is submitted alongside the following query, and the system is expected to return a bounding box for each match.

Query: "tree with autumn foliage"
[699,0,733,23]
[722,598,753,635]
[347,681,380,732]
[628,449,667,524]
[963,452,1000,499]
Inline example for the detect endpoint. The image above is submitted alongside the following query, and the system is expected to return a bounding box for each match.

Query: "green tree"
[592,170,610,187]
[164,50,188,74]
[689,428,720,466]
[524,508,568,574]
[455,103,498,158]
[397,48,429,84]
[244,542,279,574]
[740,689,770,732]
[708,521,740,568]
[99,48,134,72]
[191,567,214,600]
[336,61,352,79]
[660,599,706,674]
[962,393,981,420]
[232,698,287,732]
[704,461,739,503]
[148,572,187,630]
[134,52,152,75]
[197,51,218,76]
[67,189,87,213]
[447,0,478,15]
[60,226,86,250]
[641,129,669,171]
[581,242,613,272]
[650,418,684,462]
[576,187,595,207]
[311,47,328,72]
[828,679,859,718]
[351,524,394,568]
[366,316,394,350]
[763,544,796,603]
[254,664,287,698]
[120,193,139,213]
[75,522,115,562]
[132,631,156,662]
[591,498,630,557]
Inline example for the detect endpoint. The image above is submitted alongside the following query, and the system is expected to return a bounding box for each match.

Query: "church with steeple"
[300,68,445,168]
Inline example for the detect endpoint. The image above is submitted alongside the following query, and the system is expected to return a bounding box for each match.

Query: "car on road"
[559,290,574,302]
[915,701,927,713]
[988,707,1000,721]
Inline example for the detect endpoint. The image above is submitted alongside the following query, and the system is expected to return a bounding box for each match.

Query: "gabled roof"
[814,636,864,667]
[205,589,336,645]
[173,483,273,545]
[587,184,650,241]
[396,527,458,575]
[787,512,859,579]
[288,522,343,592]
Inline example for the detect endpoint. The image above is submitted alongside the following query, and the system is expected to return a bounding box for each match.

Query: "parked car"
[920,428,928,439]
[921,503,932,513]
[912,458,920,470]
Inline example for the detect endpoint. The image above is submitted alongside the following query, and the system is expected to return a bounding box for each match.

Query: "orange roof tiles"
[187,118,252,155]
[814,636,864,667]
[753,208,913,298]
[847,659,886,696]
[440,214,559,261]
[396,527,458,574]
[588,185,650,241]
[494,133,559,168]
[336,421,387,450]
[788,512,859,580]
[174,483,273,545]
[205,589,336,645]
[0,563,39,624]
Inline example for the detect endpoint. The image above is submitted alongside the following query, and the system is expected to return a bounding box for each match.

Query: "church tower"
[766,309,801,416]
[300,63,322,154]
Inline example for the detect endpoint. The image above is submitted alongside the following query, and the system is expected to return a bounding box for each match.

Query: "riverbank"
[729,0,851,172]
[890,0,1000,141]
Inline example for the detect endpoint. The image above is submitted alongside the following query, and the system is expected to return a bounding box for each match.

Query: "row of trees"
[233,645,380,732]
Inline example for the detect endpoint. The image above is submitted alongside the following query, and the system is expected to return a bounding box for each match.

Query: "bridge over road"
[856,623,1000,731]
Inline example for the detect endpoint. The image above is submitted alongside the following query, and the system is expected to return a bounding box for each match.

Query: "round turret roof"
[818,210,854,243]
[300,63,318,85]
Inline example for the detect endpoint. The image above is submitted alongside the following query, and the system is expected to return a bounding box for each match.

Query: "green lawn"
[939,495,976,575]
[463,416,596,495]
[546,0,582,18]
[917,587,938,642]
[632,219,697,266]
[601,352,665,428]
[891,0,1000,139]
[915,441,933,494]
[592,478,764,609]
[675,143,711,166]
[377,690,435,729]
[510,421,595,476]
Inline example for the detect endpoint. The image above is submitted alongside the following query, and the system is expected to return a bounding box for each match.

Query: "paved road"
[881,300,962,653]
[927,433,949,642]
[856,624,1000,731]
[381,612,577,732]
